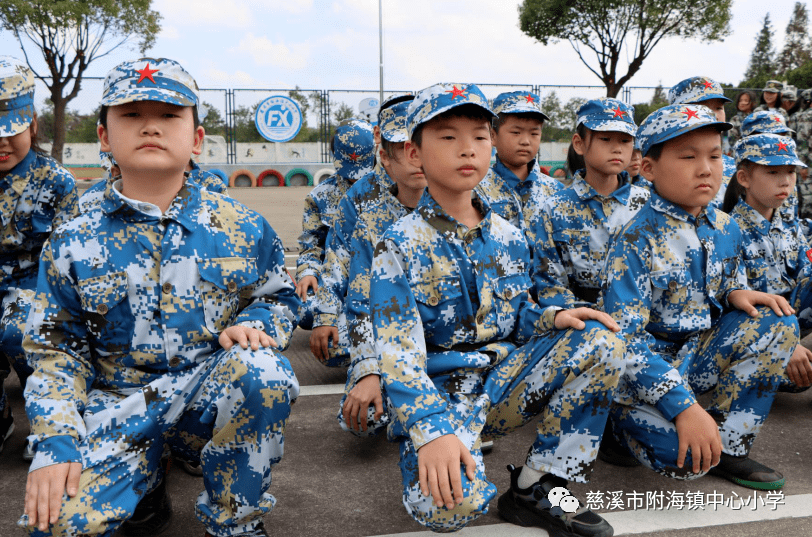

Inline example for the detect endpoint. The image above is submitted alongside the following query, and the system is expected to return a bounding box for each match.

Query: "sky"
[0,0,805,115]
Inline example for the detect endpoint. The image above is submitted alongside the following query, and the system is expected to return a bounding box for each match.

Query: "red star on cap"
[703,80,714,89]
[777,141,789,152]
[348,152,360,161]
[446,86,466,100]
[136,63,159,84]
[612,106,625,118]
[525,94,535,103]
[684,108,700,120]
[773,116,782,123]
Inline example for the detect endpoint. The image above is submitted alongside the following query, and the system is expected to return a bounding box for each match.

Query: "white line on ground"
[299,384,345,396]
[372,493,812,536]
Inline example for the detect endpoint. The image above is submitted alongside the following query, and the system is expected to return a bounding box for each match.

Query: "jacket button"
[504,289,513,300]
[668,281,678,291]
[169,357,180,368]
[227,281,238,292]
[97,304,108,315]
[162,283,172,293]
[476,313,485,324]
[427,296,439,306]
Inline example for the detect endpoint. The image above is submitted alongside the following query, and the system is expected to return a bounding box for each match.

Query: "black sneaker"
[597,422,640,468]
[0,405,14,455]
[708,454,785,490]
[205,522,268,537]
[497,464,613,537]
[120,472,172,536]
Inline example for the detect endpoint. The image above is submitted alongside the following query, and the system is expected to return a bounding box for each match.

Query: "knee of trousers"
[404,484,493,533]
[569,320,627,378]
[221,345,300,402]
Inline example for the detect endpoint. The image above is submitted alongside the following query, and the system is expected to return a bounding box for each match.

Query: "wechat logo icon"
[549,486,580,513]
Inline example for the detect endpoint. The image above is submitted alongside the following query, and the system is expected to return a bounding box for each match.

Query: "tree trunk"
[605,81,621,98]
[50,89,66,163]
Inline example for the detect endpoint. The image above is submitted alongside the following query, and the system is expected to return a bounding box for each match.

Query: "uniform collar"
[649,191,718,228]
[493,154,538,190]
[733,198,789,236]
[571,169,632,203]
[416,189,493,242]
[101,172,199,232]
[0,149,36,194]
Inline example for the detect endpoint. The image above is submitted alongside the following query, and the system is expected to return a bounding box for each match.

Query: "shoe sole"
[0,421,14,455]
[708,469,785,491]
[497,491,613,537]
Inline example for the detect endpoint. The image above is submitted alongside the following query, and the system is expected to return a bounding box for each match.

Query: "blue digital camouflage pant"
[22,345,299,537]
[0,286,36,412]
[781,280,812,391]
[397,321,624,533]
[611,308,797,479]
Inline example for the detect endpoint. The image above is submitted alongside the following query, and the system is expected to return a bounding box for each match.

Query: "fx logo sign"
[255,95,303,142]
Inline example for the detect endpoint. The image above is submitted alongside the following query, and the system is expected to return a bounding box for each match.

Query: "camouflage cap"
[407,83,494,138]
[802,89,812,102]
[101,57,199,108]
[379,100,411,143]
[333,118,375,180]
[637,104,732,157]
[668,76,731,105]
[0,56,36,137]
[781,85,798,101]
[741,110,792,137]
[733,133,807,168]
[576,98,636,136]
[491,90,549,121]
[762,80,783,93]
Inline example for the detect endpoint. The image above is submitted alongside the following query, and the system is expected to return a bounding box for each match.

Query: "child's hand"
[728,290,794,317]
[417,435,476,509]
[674,403,722,474]
[295,276,318,300]
[25,462,82,532]
[310,325,338,363]
[219,326,277,351]
[554,307,620,332]
[342,374,384,432]
[787,345,812,387]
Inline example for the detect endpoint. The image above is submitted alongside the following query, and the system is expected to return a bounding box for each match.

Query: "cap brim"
[495,105,550,121]
[582,119,637,136]
[101,89,196,107]
[642,120,732,156]
[0,105,34,137]
[691,94,732,103]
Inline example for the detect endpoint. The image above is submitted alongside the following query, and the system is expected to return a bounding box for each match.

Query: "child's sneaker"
[497,464,613,537]
[0,406,14,455]
[22,440,34,462]
[205,522,268,537]
[708,454,785,490]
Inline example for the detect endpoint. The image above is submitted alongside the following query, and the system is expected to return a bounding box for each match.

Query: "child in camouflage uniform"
[600,104,798,491]
[0,56,77,458]
[489,90,562,210]
[723,134,812,391]
[20,58,300,537]
[526,98,649,306]
[667,76,735,210]
[370,82,624,536]
[727,90,757,151]
[296,119,374,331]
[755,80,788,119]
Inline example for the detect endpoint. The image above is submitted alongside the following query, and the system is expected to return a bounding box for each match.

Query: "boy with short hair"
[371,82,625,536]
[490,90,562,207]
[668,76,736,210]
[20,58,300,537]
[599,104,798,490]
[296,119,374,330]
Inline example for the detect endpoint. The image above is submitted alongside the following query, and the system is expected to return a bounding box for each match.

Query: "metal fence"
[30,76,765,165]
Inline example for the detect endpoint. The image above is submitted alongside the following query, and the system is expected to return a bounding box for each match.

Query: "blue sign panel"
[255,95,303,142]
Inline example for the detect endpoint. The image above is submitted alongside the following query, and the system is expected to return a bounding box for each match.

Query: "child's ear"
[193,125,205,155]
[641,156,655,183]
[378,147,390,168]
[404,140,422,169]
[571,133,586,156]
[736,168,750,189]
[98,124,111,152]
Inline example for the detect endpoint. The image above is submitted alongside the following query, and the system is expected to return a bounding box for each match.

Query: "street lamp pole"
[379,0,384,105]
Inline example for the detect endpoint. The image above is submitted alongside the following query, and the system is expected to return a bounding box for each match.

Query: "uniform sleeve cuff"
[28,435,82,473]
[313,313,337,328]
[408,415,457,451]
[654,384,698,422]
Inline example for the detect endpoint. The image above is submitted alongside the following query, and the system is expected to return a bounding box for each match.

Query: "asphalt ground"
[1,186,810,536]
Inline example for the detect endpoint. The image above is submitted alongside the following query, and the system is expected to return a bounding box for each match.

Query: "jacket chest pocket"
[77,271,134,353]
[552,228,593,275]
[650,266,691,313]
[492,273,532,328]
[197,257,259,334]
[412,276,464,329]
